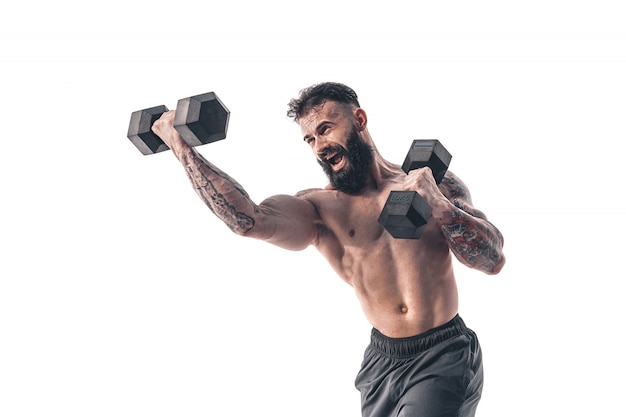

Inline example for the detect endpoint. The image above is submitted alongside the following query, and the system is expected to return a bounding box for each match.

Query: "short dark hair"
[287,82,360,122]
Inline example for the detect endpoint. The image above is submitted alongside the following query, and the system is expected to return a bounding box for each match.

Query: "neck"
[362,132,399,191]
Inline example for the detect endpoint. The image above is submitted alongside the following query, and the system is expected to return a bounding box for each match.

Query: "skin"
[152,101,505,338]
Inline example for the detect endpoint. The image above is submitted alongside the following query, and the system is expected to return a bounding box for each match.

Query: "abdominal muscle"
[308,188,460,338]
[341,226,460,338]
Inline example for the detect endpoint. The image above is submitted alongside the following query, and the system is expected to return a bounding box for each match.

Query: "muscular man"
[151,82,505,417]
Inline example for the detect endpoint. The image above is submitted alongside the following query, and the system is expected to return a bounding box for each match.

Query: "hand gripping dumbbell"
[127,92,230,155]
[378,140,452,239]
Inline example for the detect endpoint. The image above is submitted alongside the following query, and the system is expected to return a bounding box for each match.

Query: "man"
[151,82,505,417]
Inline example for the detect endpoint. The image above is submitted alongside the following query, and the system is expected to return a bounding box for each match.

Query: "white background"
[1,0,624,416]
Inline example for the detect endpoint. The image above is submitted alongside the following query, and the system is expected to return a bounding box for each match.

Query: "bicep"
[253,194,320,251]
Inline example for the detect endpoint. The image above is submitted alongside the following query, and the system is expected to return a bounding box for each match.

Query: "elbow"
[234,221,265,239]
[485,253,506,275]
[483,234,506,275]
[232,216,304,250]
[226,212,261,238]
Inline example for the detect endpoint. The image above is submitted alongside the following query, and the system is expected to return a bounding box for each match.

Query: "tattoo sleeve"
[178,148,257,234]
[437,174,505,273]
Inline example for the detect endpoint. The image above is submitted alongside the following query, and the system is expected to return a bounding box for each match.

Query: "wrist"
[430,197,455,224]
[163,131,190,157]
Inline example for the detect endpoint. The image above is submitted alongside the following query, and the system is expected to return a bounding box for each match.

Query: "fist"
[151,110,188,153]
[403,167,446,207]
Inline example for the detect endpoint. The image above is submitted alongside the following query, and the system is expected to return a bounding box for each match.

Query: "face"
[300,102,373,195]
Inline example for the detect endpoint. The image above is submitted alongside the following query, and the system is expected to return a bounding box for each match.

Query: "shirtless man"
[151,82,505,417]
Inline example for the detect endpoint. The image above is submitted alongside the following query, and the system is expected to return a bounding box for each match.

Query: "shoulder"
[295,187,325,198]
[294,187,339,205]
[258,189,330,219]
[293,187,348,220]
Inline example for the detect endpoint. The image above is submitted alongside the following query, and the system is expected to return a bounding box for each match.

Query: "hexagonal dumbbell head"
[173,92,230,147]
[378,190,433,239]
[401,139,452,184]
[127,105,170,155]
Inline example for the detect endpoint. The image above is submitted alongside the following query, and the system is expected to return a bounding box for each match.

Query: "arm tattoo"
[438,174,504,273]
[440,206,504,272]
[180,149,256,234]
[441,175,469,201]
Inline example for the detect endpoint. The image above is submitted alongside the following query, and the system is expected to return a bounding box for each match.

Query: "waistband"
[370,314,468,358]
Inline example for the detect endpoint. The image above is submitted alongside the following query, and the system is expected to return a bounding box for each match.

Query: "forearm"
[174,146,259,235]
[435,200,505,274]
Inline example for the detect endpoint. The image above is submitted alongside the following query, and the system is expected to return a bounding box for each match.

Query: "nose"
[316,143,333,160]
[313,136,331,156]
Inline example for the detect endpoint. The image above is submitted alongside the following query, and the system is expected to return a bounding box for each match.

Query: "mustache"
[319,145,345,162]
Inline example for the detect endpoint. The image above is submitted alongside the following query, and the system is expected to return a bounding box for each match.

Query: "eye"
[319,125,330,135]
[304,136,315,145]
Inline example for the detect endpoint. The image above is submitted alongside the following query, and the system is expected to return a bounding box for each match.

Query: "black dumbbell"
[378,140,452,239]
[127,92,230,155]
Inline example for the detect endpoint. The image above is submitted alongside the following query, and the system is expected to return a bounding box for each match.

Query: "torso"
[301,178,459,338]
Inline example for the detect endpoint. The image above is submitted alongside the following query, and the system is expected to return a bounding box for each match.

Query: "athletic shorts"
[354,315,483,417]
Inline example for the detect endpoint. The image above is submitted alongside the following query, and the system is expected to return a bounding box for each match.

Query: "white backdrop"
[1,1,624,416]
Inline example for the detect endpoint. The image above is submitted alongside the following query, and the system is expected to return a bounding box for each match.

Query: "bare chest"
[310,188,450,282]
[319,192,389,247]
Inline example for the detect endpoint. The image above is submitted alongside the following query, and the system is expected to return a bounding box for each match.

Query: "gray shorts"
[355,315,483,417]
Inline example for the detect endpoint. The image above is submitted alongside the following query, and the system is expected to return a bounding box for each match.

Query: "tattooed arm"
[434,171,505,274]
[151,111,320,251]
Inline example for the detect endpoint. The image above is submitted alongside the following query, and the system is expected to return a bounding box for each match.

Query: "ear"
[354,108,368,131]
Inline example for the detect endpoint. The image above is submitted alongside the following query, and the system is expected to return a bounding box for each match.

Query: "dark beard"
[318,128,374,195]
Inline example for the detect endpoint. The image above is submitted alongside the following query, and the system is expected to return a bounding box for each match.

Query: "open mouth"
[326,153,343,166]
[321,148,346,169]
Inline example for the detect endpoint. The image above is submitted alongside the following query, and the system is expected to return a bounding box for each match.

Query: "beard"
[318,128,374,195]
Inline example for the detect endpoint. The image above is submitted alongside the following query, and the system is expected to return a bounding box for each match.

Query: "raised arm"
[152,111,320,251]
[406,166,505,274]
[434,171,505,274]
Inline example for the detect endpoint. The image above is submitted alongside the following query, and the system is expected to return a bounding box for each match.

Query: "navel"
[399,304,408,314]
[348,229,355,237]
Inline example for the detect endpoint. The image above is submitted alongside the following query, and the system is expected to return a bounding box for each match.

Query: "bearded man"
[151,82,505,417]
